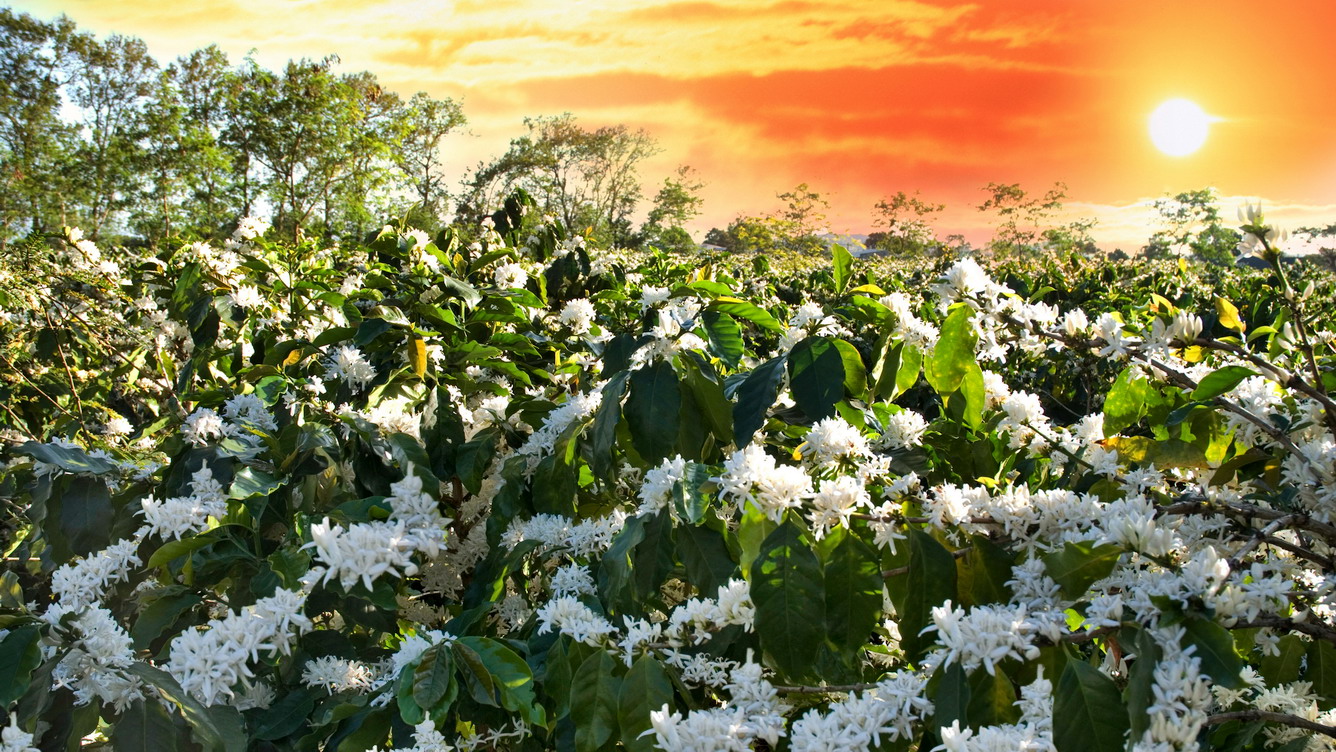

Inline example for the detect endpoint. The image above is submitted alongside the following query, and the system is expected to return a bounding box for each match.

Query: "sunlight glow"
[1149,98,1211,157]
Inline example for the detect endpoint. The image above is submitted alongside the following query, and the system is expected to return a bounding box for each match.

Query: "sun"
[1149,99,1212,157]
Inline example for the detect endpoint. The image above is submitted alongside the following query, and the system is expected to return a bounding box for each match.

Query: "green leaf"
[955,534,1015,607]
[131,588,202,650]
[831,338,867,398]
[932,662,970,730]
[1042,541,1123,600]
[831,244,853,295]
[599,516,646,614]
[751,521,825,681]
[114,698,184,752]
[0,626,43,707]
[531,434,579,517]
[570,650,621,752]
[708,298,784,333]
[788,336,845,421]
[126,663,233,752]
[1124,626,1160,741]
[676,523,738,597]
[57,475,113,557]
[821,528,882,652]
[458,637,544,727]
[229,468,284,500]
[1307,640,1336,709]
[589,370,630,480]
[1102,367,1148,437]
[625,361,681,464]
[14,441,116,474]
[1100,436,1209,470]
[702,311,744,368]
[1260,635,1305,686]
[925,305,977,395]
[896,343,922,398]
[1191,366,1257,401]
[413,644,457,712]
[452,640,496,706]
[680,358,734,445]
[899,528,958,661]
[1054,660,1129,752]
[732,355,786,447]
[959,362,985,431]
[1181,618,1244,688]
[968,666,1020,727]
[254,688,316,740]
[148,536,215,568]
[618,656,674,752]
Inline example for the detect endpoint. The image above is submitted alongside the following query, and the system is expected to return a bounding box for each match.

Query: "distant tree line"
[0,9,705,251]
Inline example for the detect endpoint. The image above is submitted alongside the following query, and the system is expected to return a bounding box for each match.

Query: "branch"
[1204,709,1336,738]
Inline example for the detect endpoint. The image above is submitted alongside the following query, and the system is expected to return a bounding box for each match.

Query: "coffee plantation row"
[2,196,1336,751]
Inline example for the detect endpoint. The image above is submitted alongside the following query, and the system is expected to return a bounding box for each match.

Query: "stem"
[1205,709,1336,738]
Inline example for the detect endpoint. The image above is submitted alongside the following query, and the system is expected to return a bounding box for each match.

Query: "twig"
[1204,709,1336,738]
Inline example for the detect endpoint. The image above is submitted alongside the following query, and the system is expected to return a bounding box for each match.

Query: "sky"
[13,0,1336,249]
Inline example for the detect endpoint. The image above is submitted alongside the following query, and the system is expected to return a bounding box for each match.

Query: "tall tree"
[640,165,704,251]
[174,45,239,236]
[868,190,943,254]
[66,31,158,236]
[393,91,466,229]
[463,113,658,245]
[0,10,77,244]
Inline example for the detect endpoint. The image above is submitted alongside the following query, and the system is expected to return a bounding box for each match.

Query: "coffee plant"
[2,198,1336,751]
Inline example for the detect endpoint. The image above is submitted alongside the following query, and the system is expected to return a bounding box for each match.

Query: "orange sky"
[16,0,1336,248]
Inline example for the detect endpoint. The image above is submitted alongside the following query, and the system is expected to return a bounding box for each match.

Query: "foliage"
[3,193,1336,752]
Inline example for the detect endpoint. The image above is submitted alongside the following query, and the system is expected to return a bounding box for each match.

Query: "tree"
[462,113,658,246]
[977,181,1094,255]
[640,165,704,252]
[65,31,159,236]
[776,182,829,254]
[392,92,466,230]
[1143,188,1239,264]
[173,45,240,237]
[0,10,76,245]
[868,190,943,254]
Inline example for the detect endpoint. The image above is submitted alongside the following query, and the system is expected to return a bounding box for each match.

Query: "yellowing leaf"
[282,349,303,367]
[1215,296,1246,333]
[1149,293,1174,314]
[1181,345,1207,363]
[408,338,427,377]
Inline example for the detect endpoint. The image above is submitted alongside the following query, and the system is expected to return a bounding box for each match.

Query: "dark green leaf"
[821,528,882,652]
[788,337,845,421]
[933,662,970,729]
[751,521,825,681]
[114,698,183,752]
[1042,541,1123,600]
[452,640,496,706]
[1260,635,1305,685]
[459,636,545,728]
[702,311,744,368]
[732,356,786,447]
[589,371,630,480]
[254,688,316,740]
[1181,618,1244,688]
[413,644,457,712]
[676,523,738,596]
[618,656,674,752]
[1054,660,1129,752]
[967,667,1019,727]
[570,650,621,752]
[899,528,959,661]
[131,588,202,650]
[1125,626,1160,741]
[13,441,116,475]
[57,476,113,557]
[0,626,42,707]
[625,361,681,464]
